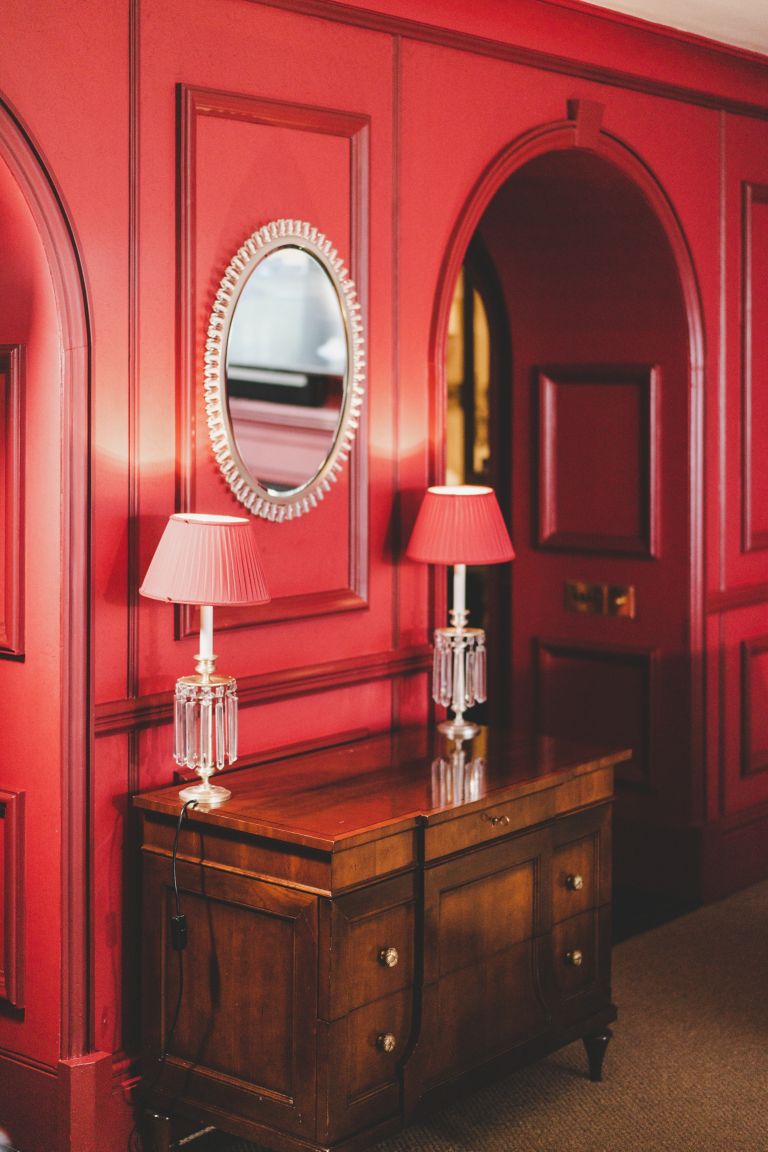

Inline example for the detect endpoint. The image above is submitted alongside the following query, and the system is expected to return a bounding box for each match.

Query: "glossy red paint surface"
[0,0,764,1148]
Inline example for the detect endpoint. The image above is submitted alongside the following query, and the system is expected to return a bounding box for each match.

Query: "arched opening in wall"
[445,144,698,929]
[0,96,90,1137]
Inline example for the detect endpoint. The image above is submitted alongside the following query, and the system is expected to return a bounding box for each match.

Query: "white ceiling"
[580,0,768,57]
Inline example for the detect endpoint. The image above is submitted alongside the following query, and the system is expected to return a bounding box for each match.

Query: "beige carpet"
[204,880,768,1152]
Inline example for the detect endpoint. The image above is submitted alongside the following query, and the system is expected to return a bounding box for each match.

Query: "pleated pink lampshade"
[140,513,271,606]
[406,485,514,566]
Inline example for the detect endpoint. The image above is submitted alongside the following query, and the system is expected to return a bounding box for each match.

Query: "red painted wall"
[0,1,765,1148]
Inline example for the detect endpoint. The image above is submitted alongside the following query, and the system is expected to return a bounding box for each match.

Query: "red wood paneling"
[177,84,369,632]
[0,133,67,1072]
[741,637,768,777]
[721,605,768,816]
[135,0,397,710]
[0,789,24,1008]
[741,184,768,554]
[723,115,768,592]
[0,345,23,656]
[537,364,658,556]
[536,640,653,788]
[0,0,766,1146]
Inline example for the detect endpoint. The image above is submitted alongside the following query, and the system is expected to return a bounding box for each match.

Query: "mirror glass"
[226,247,347,494]
[204,220,365,521]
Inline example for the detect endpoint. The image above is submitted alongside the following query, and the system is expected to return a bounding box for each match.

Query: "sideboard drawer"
[320,872,417,1020]
[552,909,598,996]
[552,803,611,924]
[424,767,613,862]
[319,988,413,1143]
[552,836,597,923]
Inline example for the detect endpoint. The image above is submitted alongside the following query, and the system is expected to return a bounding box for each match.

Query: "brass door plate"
[564,580,636,619]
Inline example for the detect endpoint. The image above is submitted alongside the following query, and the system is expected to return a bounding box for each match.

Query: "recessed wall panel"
[536,640,653,788]
[0,789,24,1008]
[178,86,370,632]
[742,184,768,554]
[0,346,23,658]
[537,365,658,556]
[741,638,768,777]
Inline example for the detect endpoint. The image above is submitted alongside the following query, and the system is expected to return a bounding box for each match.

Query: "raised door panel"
[422,828,550,987]
[418,829,551,1090]
[416,938,552,1093]
[141,853,318,1139]
[724,116,768,589]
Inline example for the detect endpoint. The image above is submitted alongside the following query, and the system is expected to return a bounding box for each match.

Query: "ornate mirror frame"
[204,218,366,521]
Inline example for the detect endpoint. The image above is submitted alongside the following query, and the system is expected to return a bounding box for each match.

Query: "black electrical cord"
[163,799,198,1057]
[128,798,199,1152]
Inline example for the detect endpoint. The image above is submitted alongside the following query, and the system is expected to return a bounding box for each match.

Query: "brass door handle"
[565,949,584,967]
[566,873,584,891]
[377,1032,397,1053]
[378,946,399,968]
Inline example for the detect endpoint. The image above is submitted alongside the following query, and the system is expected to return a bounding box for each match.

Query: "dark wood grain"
[135,727,626,1151]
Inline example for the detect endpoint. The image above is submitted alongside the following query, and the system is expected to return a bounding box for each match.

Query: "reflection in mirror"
[205,219,365,521]
[226,247,347,494]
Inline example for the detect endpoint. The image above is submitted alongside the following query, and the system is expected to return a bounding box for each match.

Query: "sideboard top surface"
[133,727,631,853]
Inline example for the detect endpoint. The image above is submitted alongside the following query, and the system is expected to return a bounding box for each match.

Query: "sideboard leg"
[583,1028,613,1082]
[140,1109,173,1152]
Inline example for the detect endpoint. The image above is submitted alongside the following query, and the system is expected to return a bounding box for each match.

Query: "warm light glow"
[140,513,271,606]
[406,485,514,567]
[427,485,493,496]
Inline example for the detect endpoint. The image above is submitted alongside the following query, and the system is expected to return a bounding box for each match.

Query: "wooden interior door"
[472,149,693,897]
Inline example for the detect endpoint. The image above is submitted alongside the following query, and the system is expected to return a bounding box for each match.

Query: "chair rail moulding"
[94,645,433,736]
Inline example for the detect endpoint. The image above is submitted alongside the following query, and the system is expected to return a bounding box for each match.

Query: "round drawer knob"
[377,1032,397,1054]
[565,949,584,968]
[566,873,584,891]
[379,946,399,968]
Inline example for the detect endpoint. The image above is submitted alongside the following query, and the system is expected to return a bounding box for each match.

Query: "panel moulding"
[537,364,659,557]
[0,788,25,1008]
[535,638,655,789]
[176,85,371,638]
[741,182,768,554]
[740,636,768,777]
[0,345,24,658]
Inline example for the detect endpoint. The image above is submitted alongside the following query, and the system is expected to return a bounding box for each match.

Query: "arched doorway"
[436,122,704,917]
[0,95,91,1142]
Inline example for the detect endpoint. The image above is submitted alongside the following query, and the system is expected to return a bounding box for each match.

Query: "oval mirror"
[204,219,365,521]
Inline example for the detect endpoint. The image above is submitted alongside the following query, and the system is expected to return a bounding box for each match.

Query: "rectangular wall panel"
[0,789,24,1008]
[0,346,23,657]
[741,184,768,553]
[536,640,654,788]
[537,365,658,557]
[177,85,370,635]
[741,637,768,777]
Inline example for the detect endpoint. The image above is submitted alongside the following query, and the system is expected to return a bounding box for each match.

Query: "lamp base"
[178,780,232,806]
[438,718,480,742]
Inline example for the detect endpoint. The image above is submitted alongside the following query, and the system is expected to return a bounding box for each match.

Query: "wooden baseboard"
[0,1049,134,1152]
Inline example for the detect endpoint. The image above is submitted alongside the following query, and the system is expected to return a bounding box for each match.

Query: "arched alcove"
[434,123,704,910]
[0,94,91,1081]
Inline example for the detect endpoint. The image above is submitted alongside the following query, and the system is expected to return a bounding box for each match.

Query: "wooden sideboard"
[133,727,630,1152]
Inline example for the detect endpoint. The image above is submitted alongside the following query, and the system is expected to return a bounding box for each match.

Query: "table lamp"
[407,485,514,740]
[140,512,270,805]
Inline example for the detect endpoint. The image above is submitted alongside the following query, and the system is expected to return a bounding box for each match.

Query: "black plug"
[170,913,188,951]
